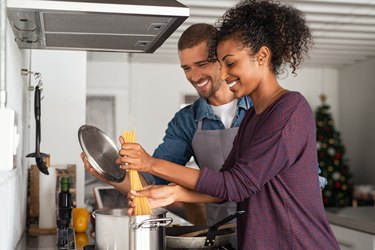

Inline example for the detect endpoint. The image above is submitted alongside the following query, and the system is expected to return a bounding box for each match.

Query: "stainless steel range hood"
[7,0,189,53]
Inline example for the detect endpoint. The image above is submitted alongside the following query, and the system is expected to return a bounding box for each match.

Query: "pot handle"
[130,217,173,230]
[204,210,245,247]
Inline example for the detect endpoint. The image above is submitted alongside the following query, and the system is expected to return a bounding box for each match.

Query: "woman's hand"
[127,185,178,216]
[117,136,154,172]
[80,152,109,184]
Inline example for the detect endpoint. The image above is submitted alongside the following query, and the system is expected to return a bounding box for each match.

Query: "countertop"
[325,206,375,234]
[15,228,86,250]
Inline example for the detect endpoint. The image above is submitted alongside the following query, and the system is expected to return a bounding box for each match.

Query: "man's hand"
[80,152,109,184]
[117,136,154,173]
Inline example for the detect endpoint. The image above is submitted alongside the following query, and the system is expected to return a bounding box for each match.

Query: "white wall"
[0,21,30,250]
[280,67,339,127]
[86,52,130,145]
[31,50,87,207]
[338,58,375,185]
[130,58,193,153]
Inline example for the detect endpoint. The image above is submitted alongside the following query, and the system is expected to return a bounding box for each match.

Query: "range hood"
[7,0,189,53]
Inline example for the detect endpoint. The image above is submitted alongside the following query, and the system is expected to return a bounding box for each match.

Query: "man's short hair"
[178,23,216,51]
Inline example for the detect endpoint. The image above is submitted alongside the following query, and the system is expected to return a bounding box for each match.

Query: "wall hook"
[21,69,43,91]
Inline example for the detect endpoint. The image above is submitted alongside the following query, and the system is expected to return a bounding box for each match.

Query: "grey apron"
[192,120,238,226]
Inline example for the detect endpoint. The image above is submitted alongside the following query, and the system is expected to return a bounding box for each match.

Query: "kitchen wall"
[30,50,87,207]
[0,21,29,250]
[0,20,87,248]
[86,52,131,143]
[339,57,375,185]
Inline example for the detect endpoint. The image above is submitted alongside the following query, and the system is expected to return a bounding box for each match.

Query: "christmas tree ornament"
[328,147,335,156]
[332,172,341,181]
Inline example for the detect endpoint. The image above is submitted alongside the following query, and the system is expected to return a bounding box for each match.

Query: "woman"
[121,1,339,249]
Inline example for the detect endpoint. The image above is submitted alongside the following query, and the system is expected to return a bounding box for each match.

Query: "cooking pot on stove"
[129,208,173,250]
[93,208,172,250]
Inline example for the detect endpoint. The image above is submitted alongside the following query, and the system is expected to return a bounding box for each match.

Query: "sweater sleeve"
[196,93,316,202]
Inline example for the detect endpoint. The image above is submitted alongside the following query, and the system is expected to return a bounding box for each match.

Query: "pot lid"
[78,125,126,183]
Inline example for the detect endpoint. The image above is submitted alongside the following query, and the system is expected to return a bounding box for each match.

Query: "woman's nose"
[220,67,228,82]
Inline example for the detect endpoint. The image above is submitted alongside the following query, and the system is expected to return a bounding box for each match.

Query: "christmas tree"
[315,94,353,207]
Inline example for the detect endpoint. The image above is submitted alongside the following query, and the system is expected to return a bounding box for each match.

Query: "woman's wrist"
[171,184,182,202]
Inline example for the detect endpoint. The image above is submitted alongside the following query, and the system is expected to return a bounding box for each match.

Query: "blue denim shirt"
[141,96,252,185]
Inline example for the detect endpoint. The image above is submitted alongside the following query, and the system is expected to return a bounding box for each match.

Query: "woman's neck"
[250,76,284,114]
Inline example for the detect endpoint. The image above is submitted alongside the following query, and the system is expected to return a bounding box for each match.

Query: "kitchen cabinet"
[326,207,375,250]
[330,224,375,250]
[0,168,25,250]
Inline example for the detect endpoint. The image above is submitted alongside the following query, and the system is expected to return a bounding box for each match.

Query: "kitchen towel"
[39,166,56,228]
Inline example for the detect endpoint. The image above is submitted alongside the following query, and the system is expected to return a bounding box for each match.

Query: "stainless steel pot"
[129,208,173,250]
[93,208,172,250]
[93,208,130,250]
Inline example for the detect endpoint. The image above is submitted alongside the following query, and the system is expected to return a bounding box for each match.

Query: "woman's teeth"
[228,80,238,88]
[196,79,208,87]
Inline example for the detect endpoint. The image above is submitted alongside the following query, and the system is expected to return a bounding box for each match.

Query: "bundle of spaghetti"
[122,130,152,216]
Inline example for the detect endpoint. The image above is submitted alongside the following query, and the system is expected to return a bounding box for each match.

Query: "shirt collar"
[238,96,253,110]
[194,96,253,122]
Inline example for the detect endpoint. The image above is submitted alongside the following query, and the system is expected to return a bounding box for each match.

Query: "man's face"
[178,42,222,99]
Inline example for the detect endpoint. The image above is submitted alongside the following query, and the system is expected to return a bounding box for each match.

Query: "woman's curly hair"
[208,0,313,75]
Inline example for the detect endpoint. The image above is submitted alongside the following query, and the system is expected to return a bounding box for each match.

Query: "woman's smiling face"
[217,38,264,98]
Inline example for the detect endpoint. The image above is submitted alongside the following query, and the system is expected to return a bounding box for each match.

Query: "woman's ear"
[257,46,270,66]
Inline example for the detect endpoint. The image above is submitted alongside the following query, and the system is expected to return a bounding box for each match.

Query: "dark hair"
[208,0,313,75]
[178,23,217,51]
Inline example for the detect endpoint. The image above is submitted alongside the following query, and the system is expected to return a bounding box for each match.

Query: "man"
[145,23,251,227]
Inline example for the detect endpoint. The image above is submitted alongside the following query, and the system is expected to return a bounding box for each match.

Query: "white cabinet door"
[330,224,375,250]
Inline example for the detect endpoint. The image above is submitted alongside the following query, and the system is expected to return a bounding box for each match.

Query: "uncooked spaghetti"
[122,130,152,216]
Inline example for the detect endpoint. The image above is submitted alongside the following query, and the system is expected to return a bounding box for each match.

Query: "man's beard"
[197,79,221,99]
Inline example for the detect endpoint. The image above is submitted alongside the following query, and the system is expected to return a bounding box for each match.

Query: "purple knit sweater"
[196,91,339,249]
